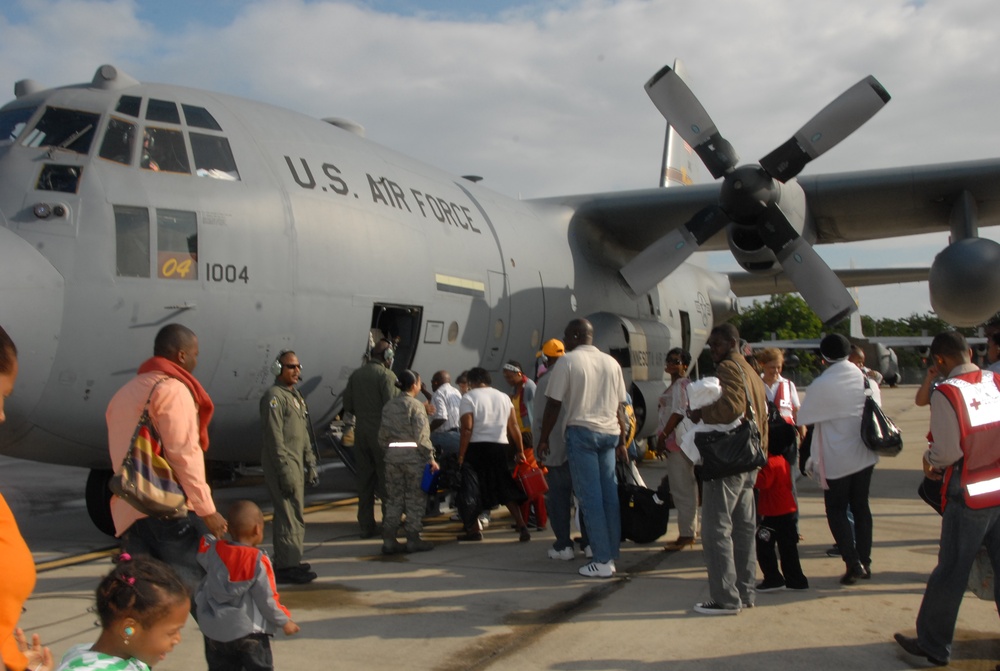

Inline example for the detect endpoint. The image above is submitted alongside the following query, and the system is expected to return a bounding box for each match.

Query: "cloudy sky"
[2,0,998,320]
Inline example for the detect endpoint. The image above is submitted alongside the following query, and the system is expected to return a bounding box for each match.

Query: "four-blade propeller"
[620,65,890,324]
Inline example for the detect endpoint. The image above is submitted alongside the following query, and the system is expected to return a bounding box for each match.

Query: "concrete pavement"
[17,385,1000,670]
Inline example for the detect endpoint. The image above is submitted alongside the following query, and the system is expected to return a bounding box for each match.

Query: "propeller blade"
[620,206,730,296]
[758,204,856,324]
[759,76,890,182]
[644,65,739,179]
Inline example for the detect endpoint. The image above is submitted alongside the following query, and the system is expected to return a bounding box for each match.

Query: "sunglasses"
[283,363,302,370]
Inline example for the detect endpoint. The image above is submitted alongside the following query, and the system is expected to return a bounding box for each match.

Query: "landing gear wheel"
[85,468,116,537]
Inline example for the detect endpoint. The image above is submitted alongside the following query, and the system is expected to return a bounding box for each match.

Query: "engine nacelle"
[725,177,812,275]
[929,238,1000,326]
[727,226,779,273]
[587,312,671,438]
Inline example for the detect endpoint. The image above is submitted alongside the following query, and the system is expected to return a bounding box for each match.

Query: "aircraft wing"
[728,267,929,297]
[534,157,1000,261]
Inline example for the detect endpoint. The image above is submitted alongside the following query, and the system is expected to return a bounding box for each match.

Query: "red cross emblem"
[970,397,982,411]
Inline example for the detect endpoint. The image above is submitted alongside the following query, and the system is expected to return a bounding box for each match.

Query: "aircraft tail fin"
[659,59,700,188]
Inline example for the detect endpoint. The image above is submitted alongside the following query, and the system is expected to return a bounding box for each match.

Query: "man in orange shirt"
[106,324,227,597]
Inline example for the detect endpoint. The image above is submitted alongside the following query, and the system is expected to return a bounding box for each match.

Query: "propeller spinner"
[621,65,890,325]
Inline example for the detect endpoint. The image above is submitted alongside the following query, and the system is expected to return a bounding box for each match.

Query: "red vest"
[935,369,1000,510]
[770,378,796,425]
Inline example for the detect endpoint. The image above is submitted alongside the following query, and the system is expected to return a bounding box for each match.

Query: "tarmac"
[15,385,1000,670]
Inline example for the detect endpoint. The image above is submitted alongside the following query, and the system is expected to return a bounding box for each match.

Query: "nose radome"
[0,222,64,435]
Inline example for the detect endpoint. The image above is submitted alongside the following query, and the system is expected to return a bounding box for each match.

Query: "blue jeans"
[545,463,574,551]
[701,470,757,608]
[915,478,1000,663]
[431,429,460,457]
[565,426,620,564]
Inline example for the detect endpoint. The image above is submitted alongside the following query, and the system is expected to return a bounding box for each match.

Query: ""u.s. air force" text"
[284,156,481,234]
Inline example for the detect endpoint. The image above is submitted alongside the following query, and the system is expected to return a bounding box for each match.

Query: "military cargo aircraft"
[1,62,999,532]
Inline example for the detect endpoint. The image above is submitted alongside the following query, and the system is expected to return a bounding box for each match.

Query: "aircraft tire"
[85,468,117,537]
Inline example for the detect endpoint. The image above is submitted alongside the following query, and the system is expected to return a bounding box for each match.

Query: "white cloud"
[1,0,998,318]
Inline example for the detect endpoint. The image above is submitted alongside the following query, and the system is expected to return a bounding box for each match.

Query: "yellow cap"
[542,339,565,358]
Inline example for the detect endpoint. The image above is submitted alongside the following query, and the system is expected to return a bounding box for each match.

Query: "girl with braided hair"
[55,555,190,671]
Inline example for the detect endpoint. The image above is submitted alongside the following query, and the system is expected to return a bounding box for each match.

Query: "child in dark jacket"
[755,450,809,591]
[196,500,300,671]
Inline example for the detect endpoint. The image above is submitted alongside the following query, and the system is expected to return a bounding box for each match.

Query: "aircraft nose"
[0,222,64,433]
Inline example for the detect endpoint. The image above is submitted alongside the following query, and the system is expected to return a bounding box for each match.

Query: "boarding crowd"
[4,317,1000,671]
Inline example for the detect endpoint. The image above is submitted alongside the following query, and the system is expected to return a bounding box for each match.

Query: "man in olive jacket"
[261,350,317,584]
[343,339,399,538]
[689,323,768,615]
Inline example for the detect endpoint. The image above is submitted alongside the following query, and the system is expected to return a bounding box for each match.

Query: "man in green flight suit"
[343,339,399,538]
[260,350,318,584]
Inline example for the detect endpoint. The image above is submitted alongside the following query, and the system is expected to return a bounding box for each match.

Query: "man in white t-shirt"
[429,370,462,457]
[537,319,627,579]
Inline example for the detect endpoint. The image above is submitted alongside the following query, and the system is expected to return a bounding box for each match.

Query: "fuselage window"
[20,107,100,154]
[114,205,151,278]
[141,127,190,174]
[146,99,180,124]
[115,95,141,118]
[0,106,37,143]
[190,133,240,180]
[182,105,222,131]
[99,117,136,165]
[156,209,198,280]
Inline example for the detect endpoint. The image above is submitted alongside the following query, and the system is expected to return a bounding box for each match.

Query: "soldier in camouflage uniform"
[378,369,439,554]
[260,350,318,584]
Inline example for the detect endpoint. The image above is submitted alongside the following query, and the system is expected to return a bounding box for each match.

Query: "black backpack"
[766,400,798,464]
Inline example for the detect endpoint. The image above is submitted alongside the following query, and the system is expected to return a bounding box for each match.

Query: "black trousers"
[756,512,808,588]
[824,465,874,568]
[204,634,274,671]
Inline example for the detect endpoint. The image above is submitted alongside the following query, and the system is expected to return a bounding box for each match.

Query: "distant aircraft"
[1,61,998,532]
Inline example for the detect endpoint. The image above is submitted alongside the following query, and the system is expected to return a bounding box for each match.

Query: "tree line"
[696,294,979,384]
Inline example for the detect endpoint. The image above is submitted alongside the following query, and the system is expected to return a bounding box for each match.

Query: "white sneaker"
[578,561,614,578]
[609,559,617,574]
[547,546,575,561]
[583,545,593,558]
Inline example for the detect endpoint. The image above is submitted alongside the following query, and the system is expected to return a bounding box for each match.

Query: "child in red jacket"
[755,449,809,591]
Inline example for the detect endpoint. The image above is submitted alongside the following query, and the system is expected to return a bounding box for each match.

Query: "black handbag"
[695,366,767,481]
[617,462,669,543]
[860,377,903,456]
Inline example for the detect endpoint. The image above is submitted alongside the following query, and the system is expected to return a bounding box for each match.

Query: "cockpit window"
[20,107,100,154]
[190,133,240,180]
[115,95,141,118]
[146,99,180,124]
[182,105,222,131]
[140,127,189,174]
[99,117,136,165]
[0,106,37,143]
[36,164,83,193]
